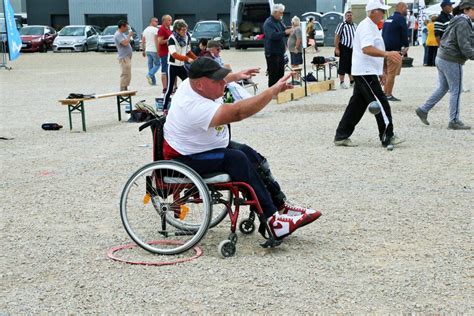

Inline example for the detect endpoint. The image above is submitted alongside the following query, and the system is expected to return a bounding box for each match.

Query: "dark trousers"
[163,64,188,110]
[175,141,284,219]
[427,46,438,66]
[265,54,285,87]
[338,44,353,76]
[335,75,394,145]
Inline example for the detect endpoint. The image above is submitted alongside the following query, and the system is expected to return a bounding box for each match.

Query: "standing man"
[142,17,160,86]
[334,0,403,148]
[157,15,173,95]
[382,2,409,101]
[287,16,303,69]
[434,0,454,56]
[263,3,292,87]
[334,11,357,89]
[114,20,134,91]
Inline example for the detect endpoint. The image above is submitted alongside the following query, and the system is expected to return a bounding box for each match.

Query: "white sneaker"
[340,82,349,89]
[267,211,321,240]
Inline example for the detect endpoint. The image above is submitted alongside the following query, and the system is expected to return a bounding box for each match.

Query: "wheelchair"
[120,115,281,258]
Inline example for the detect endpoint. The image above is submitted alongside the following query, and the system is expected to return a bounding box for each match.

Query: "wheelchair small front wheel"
[120,161,212,255]
[239,219,255,234]
[218,240,236,258]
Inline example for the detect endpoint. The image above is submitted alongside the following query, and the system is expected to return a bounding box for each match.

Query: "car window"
[19,26,44,35]
[86,30,93,37]
[314,22,323,31]
[102,26,118,35]
[59,27,85,36]
[194,23,221,33]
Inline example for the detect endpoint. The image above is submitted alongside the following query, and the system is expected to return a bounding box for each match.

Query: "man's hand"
[385,51,402,64]
[129,31,134,37]
[334,47,340,57]
[379,74,386,86]
[285,28,293,35]
[142,51,146,57]
[270,73,293,97]
[236,68,260,80]
[187,58,194,63]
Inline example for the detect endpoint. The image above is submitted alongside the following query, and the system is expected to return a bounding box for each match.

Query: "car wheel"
[83,44,88,52]
[40,44,47,53]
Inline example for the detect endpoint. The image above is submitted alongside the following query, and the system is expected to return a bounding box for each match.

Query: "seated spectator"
[192,38,208,57]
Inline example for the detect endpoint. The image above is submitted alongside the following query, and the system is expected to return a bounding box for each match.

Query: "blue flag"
[3,0,21,61]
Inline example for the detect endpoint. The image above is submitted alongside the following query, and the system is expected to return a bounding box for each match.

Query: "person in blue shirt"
[263,3,292,87]
[382,2,409,102]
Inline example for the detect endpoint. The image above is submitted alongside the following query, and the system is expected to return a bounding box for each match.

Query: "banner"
[417,0,426,45]
[2,0,21,61]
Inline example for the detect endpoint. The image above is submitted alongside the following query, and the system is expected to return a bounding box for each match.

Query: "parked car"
[52,25,99,52]
[314,21,325,47]
[19,25,57,52]
[191,20,231,49]
[97,25,140,52]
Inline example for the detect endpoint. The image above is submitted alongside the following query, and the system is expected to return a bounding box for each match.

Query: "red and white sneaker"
[267,211,321,240]
[279,201,322,218]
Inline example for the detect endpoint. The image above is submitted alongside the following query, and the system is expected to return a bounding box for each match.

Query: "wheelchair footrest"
[260,238,282,248]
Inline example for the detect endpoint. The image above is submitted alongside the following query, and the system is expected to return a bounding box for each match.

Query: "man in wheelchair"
[163,57,321,240]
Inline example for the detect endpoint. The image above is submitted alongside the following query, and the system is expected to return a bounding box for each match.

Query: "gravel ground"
[0,46,473,314]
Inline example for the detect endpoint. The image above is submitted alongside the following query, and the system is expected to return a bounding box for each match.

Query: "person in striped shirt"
[435,0,454,45]
[334,11,357,89]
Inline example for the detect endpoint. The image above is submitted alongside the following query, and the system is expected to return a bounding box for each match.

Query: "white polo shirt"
[164,79,229,155]
[351,17,386,76]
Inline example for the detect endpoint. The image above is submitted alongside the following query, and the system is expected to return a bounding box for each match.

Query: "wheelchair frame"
[120,116,281,258]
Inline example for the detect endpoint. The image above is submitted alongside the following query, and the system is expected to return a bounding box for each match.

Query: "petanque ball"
[368,101,381,115]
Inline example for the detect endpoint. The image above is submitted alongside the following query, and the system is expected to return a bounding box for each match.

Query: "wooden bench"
[311,61,339,81]
[58,90,137,132]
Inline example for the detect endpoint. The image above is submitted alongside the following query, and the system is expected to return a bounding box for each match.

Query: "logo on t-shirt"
[215,125,226,137]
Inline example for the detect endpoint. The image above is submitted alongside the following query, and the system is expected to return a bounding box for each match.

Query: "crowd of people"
[110,0,472,243]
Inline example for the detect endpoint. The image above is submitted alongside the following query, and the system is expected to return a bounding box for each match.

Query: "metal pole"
[303,47,307,96]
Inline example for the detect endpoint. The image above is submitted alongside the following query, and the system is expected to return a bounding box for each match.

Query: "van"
[230,0,274,49]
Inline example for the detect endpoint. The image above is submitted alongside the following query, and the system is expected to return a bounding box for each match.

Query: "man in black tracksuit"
[263,3,292,87]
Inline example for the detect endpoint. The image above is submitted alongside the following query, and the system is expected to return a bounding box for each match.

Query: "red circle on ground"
[107,240,203,266]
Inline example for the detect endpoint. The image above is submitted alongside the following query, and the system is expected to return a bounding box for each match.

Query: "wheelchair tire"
[120,161,212,255]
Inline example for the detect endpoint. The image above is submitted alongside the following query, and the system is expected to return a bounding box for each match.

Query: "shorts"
[338,44,353,75]
[385,55,402,77]
[290,52,303,66]
[160,55,169,74]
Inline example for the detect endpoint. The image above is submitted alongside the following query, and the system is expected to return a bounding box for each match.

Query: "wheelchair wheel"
[120,161,211,255]
[208,189,232,228]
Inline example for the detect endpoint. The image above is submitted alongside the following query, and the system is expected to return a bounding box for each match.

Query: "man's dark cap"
[459,0,474,9]
[440,0,455,7]
[188,57,231,80]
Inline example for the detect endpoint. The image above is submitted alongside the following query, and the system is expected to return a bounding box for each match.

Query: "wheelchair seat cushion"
[164,172,231,184]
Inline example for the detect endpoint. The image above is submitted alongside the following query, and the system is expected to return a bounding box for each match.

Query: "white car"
[52,25,99,52]
[314,21,325,47]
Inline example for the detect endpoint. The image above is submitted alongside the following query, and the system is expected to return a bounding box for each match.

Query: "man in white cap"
[334,0,403,148]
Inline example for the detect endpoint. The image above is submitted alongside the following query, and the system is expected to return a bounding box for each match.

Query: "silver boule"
[368,100,381,115]
[387,144,394,151]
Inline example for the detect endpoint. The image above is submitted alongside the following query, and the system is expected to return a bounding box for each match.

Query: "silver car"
[52,25,99,52]
[97,25,140,52]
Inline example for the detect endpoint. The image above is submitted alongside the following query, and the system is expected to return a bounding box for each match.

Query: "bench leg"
[68,101,86,132]
[117,95,132,121]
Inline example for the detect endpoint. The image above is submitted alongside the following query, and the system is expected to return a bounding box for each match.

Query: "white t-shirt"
[142,26,158,53]
[351,17,386,76]
[164,79,229,155]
